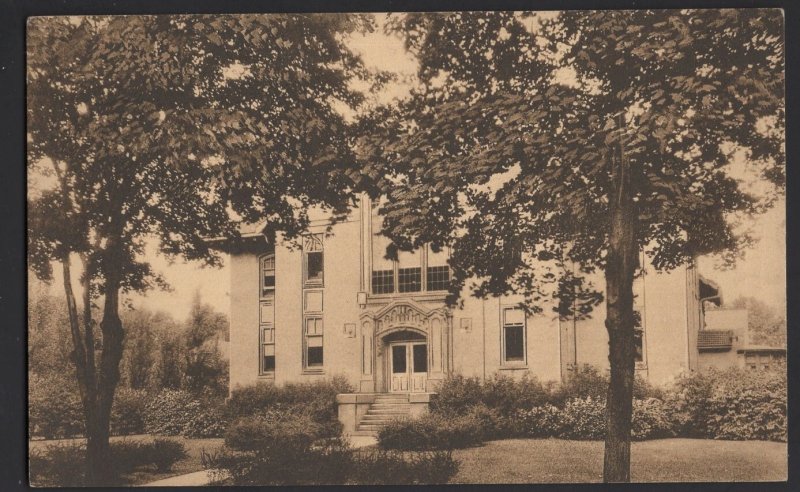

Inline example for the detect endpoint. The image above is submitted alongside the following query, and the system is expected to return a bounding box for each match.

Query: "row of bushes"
[203,412,458,485]
[430,366,662,418]
[29,438,188,487]
[378,365,786,450]
[31,375,351,441]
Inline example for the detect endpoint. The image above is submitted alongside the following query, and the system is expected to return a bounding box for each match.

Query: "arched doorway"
[382,330,428,393]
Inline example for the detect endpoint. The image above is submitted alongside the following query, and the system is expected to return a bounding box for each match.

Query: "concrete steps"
[356,393,412,435]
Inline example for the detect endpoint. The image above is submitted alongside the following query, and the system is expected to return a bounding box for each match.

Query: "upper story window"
[303,234,324,286]
[371,213,450,295]
[502,307,526,364]
[261,254,275,298]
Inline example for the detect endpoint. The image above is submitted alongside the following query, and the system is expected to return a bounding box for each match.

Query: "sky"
[32,13,787,322]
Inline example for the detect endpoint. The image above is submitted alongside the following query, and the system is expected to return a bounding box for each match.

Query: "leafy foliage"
[430,373,550,417]
[377,412,485,450]
[348,449,459,485]
[226,377,353,437]
[730,296,786,347]
[29,372,85,439]
[144,389,228,438]
[27,14,378,482]
[664,365,786,441]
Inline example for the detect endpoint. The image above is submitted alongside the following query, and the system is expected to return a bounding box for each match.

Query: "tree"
[359,10,784,482]
[183,292,229,396]
[27,14,377,484]
[730,296,786,347]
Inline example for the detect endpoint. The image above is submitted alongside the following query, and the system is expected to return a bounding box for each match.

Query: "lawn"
[29,434,224,486]
[450,438,788,483]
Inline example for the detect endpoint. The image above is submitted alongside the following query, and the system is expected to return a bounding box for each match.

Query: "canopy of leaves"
[27,14,380,295]
[358,10,784,317]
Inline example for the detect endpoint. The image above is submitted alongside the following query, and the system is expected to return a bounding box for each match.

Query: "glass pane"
[413,344,428,373]
[505,325,524,361]
[426,266,450,291]
[371,270,394,294]
[263,354,275,372]
[307,335,323,348]
[306,251,323,282]
[392,345,407,373]
[372,214,394,270]
[398,267,422,292]
[307,346,323,367]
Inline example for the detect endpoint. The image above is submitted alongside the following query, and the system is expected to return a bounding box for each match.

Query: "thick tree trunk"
[85,239,126,485]
[602,121,638,483]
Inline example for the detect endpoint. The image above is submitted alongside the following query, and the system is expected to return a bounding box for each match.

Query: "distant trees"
[730,297,786,347]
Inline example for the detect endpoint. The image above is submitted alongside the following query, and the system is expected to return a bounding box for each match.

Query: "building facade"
[226,195,712,397]
[698,308,786,372]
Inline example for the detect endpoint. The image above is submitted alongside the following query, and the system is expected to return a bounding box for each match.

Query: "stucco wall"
[228,205,703,391]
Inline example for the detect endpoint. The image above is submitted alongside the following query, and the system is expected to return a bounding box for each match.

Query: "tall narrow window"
[305,316,324,369]
[633,310,644,363]
[503,308,526,363]
[304,234,324,286]
[259,254,276,376]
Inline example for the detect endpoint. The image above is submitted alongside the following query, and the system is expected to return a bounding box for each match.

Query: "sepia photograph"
[25,8,786,486]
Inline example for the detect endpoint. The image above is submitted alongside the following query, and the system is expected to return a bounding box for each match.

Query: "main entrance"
[388,341,428,393]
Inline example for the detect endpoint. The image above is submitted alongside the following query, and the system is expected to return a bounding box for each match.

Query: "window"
[303,234,324,286]
[370,216,450,295]
[633,310,644,363]
[304,316,324,369]
[261,255,275,297]
[372,270,394,294]
[413,344,428,373]
[426,266,450,291]
[502,308,526,363]
[259,254,276,376]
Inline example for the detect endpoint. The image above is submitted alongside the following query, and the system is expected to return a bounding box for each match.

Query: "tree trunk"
[85,238,126,485]
[602,120,638,483]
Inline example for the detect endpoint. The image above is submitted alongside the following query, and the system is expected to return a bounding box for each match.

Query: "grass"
[29,434,224,486]
[30,436,787,485]
[450,438,787,483]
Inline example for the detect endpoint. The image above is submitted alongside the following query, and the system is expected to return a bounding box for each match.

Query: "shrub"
[429,374,484,415]
[226,376,352,437]
[349,449,459,485]
[29,442,87,487]
[431,373,550,418]
[28,373,84,439]
[30,438,187,487]
[144,389,227,438]
[212,413,352,485]
[110,387,148,436]
[551,365,608,406]
[558,396,607,440]
[631,398,674,440]
[663,367,786,442]
[150,438,188,472]
[378,412,484,450]
[514,403,563,438]
[481,373,550,417]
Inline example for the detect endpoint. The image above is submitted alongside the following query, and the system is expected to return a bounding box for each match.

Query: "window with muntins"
[370,216,450,295]
[303,234,324,286]
[259,254,276,376]
[503,308,526,363]
[305,316,324,368]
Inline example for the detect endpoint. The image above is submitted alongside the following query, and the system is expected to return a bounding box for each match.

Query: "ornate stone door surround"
[357,298,452,393]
